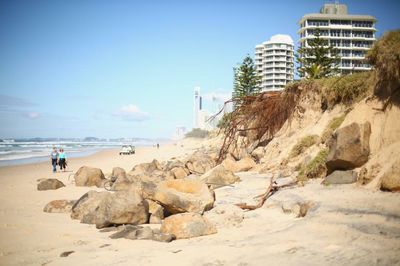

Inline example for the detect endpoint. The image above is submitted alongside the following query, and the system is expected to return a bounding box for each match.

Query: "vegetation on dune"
[185,128,209,139]
[297,149,329,182]
[318,71,373,109]
[289,135,319,159]
[321,115,346,143]
[367,30,400,103]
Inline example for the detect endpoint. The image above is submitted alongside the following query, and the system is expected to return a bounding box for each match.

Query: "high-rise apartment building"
[255,34,295,91]
[298,2,377,75]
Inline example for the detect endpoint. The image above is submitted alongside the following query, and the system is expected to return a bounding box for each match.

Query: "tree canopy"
[297,29,340,79]
[233,55,261,102]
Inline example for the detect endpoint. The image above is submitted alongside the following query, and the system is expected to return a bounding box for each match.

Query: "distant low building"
[298,2,377,75]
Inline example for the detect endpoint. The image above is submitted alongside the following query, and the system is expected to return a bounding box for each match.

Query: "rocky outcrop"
[200,165,240,189]
[323,170,358,185]
[71,191,109,223]
[37,179,65,191]
[160,212,217,239]
[43,199,76,213]
[204,204,243,229]
[95,190,149,229]
[152,179,214,214]
[74,166,105,187]
[326,122,371,174]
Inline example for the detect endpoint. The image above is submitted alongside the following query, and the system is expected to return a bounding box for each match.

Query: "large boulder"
[74,166,105,187]
[200,165,240,189]
[95,190,149,229]
[111,167,126,182]
[380,159,400,192]
[204,204,243,229]
[326,122,371,174]
[221,156,256,173]
[322,170,358,185]
[71,191,109,223]
[43,200,76,213]
[37,179,65,191]
[185,151,215,174]
[152,179,214,214]
[160,212,217,239]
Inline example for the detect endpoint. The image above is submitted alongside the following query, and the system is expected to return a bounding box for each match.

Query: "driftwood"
[235,179,297,211]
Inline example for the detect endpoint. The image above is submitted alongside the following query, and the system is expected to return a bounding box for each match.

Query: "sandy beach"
[0,138,399,266]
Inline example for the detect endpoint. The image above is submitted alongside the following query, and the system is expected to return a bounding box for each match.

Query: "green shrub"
[321,114,346,143]
[318,71,373,109]
[185,128,209,138]
[297,149,328,182]
[367,30,400,99]
[289,135,319,158]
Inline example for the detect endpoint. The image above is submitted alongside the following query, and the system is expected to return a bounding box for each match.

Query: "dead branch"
[236,179,297,211]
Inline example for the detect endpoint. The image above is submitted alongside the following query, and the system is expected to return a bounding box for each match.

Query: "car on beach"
[119,145,135,155]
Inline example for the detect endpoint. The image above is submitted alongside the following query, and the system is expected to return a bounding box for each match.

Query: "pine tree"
[233,55,261,103]
[297,28,340,79]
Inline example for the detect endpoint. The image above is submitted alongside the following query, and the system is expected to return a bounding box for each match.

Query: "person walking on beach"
[157,143,159,149]
[50,147,59,173]
[58,148,67,172]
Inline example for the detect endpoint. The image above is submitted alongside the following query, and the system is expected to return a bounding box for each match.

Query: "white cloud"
[202,92,231,103]
[26,112,40,119]
[113,104,150,121]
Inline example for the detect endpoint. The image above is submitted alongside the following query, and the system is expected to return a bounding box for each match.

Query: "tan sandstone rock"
[152,179,214,214]
[111,167,127,182]
[146,199,165,224]
[160,212,217,239]
[71,190,109,223]
[95,189,149,229]
[326,122,371,174]
[200,165,240,189]
[43,199,76,213]
[380,159,400,192]
[37,178,65,191]
[74,166,105,187]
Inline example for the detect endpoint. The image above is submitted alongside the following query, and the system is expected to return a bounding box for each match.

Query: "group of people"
[50,147,67,173]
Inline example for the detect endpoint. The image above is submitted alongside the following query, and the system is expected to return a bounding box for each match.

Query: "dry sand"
[1,138,400,266]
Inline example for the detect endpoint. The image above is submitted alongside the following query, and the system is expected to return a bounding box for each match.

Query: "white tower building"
[255,34,295,91]
[298,3,377,75]
[193,87,202,128]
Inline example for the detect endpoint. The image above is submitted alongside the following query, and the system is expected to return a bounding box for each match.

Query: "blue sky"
[0,0,399,139]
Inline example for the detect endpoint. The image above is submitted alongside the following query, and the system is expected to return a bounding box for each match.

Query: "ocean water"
[0,140,153,167]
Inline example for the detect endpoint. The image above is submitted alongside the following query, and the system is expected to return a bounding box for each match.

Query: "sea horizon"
[0,138,168,167]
